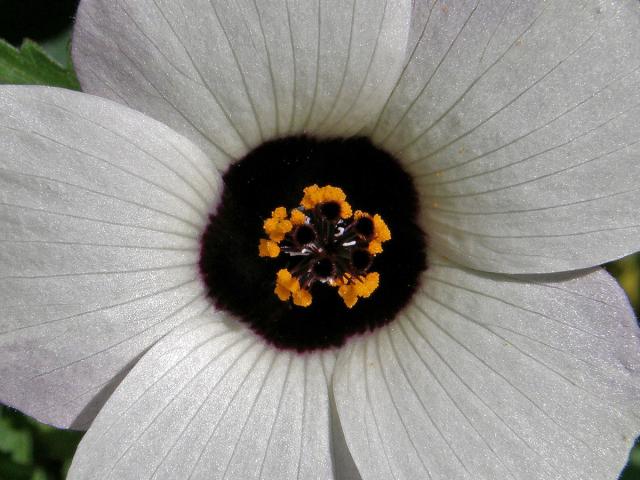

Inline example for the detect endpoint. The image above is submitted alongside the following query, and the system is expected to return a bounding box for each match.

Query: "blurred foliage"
[621,438,640,480]
[607,255,640,315]
[0,38,79,89]
[0,406,81,480]
[0,8,639,480]
[607,255,640,479]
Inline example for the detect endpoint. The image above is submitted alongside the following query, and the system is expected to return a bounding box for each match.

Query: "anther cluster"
[199,135,426,352]
[259,185,391,308]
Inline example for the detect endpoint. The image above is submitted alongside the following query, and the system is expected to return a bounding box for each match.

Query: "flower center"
[199,136,427,352]
[258,185,391,308]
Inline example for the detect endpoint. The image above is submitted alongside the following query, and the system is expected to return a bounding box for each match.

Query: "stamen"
[275,269,313,307]
[336,272,380,308]
[263,207,293,242]
[369,214,391,254]
[351,249,372,272]
[290,209,307,226]
[319,201,341,221]
[258,185,391,308]
[354,216,374,239]
[258,239,280,258]
[313,257,335,280]
[301,184,352,219]
[294,224,316,245]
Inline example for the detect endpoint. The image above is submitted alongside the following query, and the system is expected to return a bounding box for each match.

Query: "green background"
[0,3,639,479]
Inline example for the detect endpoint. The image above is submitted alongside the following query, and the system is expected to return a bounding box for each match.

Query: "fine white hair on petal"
[334,254,640,480]
[0,85,222,429]
[374,0,640,274]
[72,0,413,167]
[67,315,337,480]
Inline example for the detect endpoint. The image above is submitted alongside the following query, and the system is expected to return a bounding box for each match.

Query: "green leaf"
[0,39,80,90]
[620,439,640,480]
[0,452,34,480]
[30,467,48,480]
[0,416,32,465]
[33,429,81,462]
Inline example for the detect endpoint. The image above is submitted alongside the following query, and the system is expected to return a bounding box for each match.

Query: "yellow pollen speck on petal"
[258,239,280,258]
[289,209,306,226]
[264,207,293,242]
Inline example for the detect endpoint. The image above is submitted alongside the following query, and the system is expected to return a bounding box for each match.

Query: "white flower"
[1,1,640,479]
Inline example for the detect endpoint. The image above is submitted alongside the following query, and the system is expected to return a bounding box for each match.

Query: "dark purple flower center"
[199,136,427,352]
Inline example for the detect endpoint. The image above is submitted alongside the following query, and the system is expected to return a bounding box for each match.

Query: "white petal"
[0,86,222,429]
[327,352,364,480]
[73,0,412,166]
[67,316,336,480]
[375,0,640,273]
[334,256,640,480]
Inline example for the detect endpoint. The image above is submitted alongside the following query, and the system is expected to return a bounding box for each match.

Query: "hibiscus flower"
[1,1,640,479]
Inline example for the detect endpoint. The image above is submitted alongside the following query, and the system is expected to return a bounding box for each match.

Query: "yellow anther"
[320,186,352,219]
[337,284,359,308]
[355,211,391,255]
[368,214,391,254]
[274,269,312,307]
[300,185,322,209]
[273,206,288,220]
[292,288,313,307]
[318,186,344,203]
[369,241,383,255]
[261,186,388,309]
[301,184,352,219]
[264,206,293,242]
[336,272,380,308]
[339,202,352,219]
[289,209,307,226]
[358,272,380,297]
[275,268,299,301]
[258,239,280,258]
